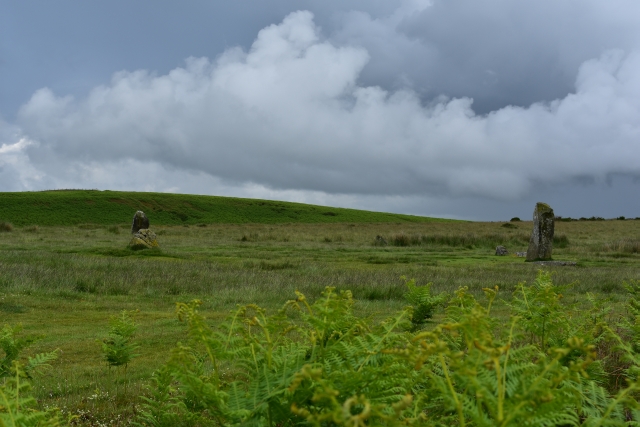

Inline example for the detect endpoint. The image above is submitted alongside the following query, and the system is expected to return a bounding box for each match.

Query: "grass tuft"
[77,223,102,230]
[553,234,570,248]
[259,261,296,270]
[601,239,640,254]
[0,302,26,313]
[74,279,99,293]
[389,234,416,246]
[0,221,14,232]
[384,232,531,248]
[240,233,260,242]
[106,225,120,234]
[106,284,130,296]
[356,285,405,301]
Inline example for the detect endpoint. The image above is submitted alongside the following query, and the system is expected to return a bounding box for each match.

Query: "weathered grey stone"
[525,202,554,261]
[533,260,576,266]
[131,211,150,234]
[515,252,527,257]
[495,245,508,256]
[129,229,159,250]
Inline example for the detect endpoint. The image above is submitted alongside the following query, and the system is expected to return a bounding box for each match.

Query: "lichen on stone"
[525,202,555,262]
[131,211,150,234]
[129,229,159,250]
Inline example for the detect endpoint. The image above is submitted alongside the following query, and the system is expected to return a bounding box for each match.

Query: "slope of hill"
[0,190,451,226]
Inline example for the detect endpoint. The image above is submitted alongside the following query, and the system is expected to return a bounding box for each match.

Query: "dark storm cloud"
[333,0,640,113]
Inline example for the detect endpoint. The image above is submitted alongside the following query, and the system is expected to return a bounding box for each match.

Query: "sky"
[2,0,640,220]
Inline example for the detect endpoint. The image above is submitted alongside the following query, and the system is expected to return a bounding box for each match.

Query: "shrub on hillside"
[579,216,606,221]
[556,216,575,222]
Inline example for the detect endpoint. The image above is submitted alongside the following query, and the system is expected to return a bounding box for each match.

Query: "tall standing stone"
[525,202,554,261]
[131,211,150,234]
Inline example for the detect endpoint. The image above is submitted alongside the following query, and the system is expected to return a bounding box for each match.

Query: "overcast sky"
[2,0,640,220]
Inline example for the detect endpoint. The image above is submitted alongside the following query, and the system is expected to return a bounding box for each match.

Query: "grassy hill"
[0,190,450,226]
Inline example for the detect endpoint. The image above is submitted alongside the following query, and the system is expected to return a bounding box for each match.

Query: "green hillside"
[0,190,450,226]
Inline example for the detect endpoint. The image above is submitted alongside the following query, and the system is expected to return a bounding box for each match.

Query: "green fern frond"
[0,362,62,427]
[141,284,640,426]
[24,350,59,379]
[404,278,447,330]
[0,324,42,379]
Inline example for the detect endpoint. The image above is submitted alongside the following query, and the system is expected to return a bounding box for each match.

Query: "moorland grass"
[0,190,451,227]
[0,215,639,424]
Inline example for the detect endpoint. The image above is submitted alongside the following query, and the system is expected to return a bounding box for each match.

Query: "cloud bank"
[0,0,640,219]
[335,0,640,113]
[12,11,640,198]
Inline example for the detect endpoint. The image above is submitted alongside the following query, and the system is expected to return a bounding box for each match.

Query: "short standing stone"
[129,229,159,250]
[131,211,150,234]
[525,202,554,261]
[495,246,508,256]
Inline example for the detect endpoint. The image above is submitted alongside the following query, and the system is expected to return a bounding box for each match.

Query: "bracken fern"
[0,326,61,426]
[136,276,640,426]
[403,277,447,331]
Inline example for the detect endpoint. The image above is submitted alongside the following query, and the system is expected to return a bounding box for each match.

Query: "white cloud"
[4,8,640,220]
[0,120,45,191]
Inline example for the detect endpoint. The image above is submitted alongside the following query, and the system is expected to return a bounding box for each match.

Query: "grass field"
[1,191,639,425]
[0,190,449,226]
